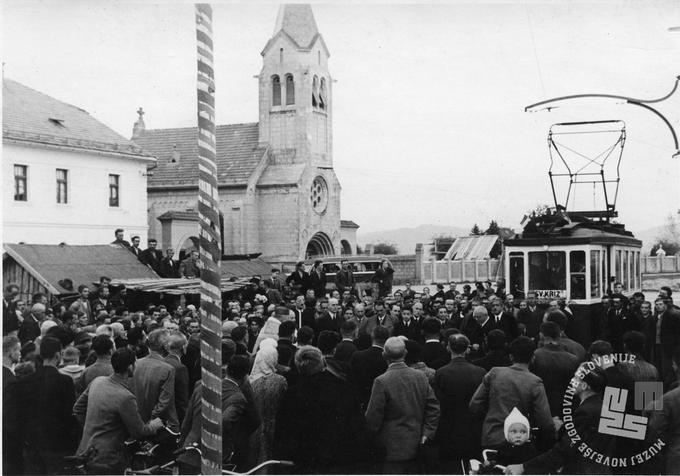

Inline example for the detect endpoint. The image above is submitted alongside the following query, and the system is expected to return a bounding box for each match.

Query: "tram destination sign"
[534,289,567,299]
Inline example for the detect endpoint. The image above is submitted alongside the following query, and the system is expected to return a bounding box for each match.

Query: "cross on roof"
[137,107,145,119]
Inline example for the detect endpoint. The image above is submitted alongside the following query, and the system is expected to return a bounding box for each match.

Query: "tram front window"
[509,252,525,299]
[570,250,586,299]
[528,251,566,293]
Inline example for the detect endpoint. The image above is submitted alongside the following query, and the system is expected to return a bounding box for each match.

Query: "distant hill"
[357,224,471,255]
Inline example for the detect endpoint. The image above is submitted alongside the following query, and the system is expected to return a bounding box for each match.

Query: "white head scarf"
[249,338,278,383]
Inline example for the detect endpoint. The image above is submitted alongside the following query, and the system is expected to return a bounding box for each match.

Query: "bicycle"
[125,444,294,475]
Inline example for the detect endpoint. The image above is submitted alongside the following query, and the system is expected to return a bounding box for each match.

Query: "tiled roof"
[2,79,152,159]
[134,123,266,188]
[273,4,319,48]
[340,220,360,229]
[3,243,159,295]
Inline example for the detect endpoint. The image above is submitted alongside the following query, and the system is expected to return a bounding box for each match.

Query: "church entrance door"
[306,232,334,258]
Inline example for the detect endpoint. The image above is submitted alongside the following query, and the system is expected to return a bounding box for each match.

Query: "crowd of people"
[2,242,680,475]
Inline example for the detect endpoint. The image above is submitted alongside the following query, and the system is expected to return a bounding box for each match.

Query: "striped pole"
[195,4,222,474]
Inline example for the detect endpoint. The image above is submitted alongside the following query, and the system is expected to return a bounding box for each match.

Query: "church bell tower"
[258,4,332,168]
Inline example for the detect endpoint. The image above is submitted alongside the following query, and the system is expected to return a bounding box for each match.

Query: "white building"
[2,79,156,245]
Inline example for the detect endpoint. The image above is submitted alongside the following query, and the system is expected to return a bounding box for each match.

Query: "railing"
[421,257,502,284]
[641,254,680,274]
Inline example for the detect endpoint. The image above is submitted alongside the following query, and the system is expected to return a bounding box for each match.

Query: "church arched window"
[280,48,284,64]
[312,75,319,108]
[319,78,327,110]
[272,75,281,106]
[285,74,295,105]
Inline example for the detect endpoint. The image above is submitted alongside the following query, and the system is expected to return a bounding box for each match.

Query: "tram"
[504,209,642,345]
[503,120,643,345]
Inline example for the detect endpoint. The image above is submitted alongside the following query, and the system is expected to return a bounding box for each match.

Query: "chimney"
[131,107,145,139]
[171,145,180,163]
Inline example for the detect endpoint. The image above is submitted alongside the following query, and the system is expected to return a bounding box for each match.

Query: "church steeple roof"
[272,4,319,48]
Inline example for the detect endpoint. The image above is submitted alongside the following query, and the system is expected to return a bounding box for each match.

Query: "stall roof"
[111,277,253,295]
[442,235,499,261]
[3,243,159,295]
[112,258,274,295]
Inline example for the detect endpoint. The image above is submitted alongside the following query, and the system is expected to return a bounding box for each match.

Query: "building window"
[319,77,327,110]
[312,75,319,108]
[569,250,586,299]
[272,75,281,106]
[285,74,295,105]
[109,174,120,207]
[14,165,27,201]
[310,176,328,214]
[279,48,283,64]
[56,168,68,204]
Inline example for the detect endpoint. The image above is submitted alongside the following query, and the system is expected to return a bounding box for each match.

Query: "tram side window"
[622,251,629,292]
[509,253,525,299]
[528,251,566,292]
[614,250,622,292]
[570,251,586,299]
[590,250,601,298]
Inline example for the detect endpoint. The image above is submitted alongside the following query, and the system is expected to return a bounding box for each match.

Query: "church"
[134,4,358,265]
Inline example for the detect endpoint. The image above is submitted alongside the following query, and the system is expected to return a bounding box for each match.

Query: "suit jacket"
[277,338,297,368]
[159,257,180,278]
[365,362,440,462]
[18,313,41,344]
[517,307,543,339]
[422,340,450,370]
[350,345,387,407]
[362,314,397,337]
[4,365,77,456]
[529,343,580,416]
[180,379,249,467]
[140,248,163,273]
[434,357,486,456]
[334,269,355,294]
[74,374,156,470]
[393,319,422,342]
[164,354,189,424]
[130,246,142,259]
[334,339,358,362]
[659,308,680,356]
[309,269,327,298]
[469,364,554,448]
[489,311,519,340]
[274,370,376,474]
[131,352,179,430]
[607,308,640,351]
[285,270,310,294]
[111,238,131,249]
[316,311,342,334]
[3,298,19,334]
[473,350,511,372]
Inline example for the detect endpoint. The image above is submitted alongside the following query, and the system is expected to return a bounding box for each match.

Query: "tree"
[485,220,500,235]
[471,224,481,235]
[651,214,680,255]
[373,242,398,255]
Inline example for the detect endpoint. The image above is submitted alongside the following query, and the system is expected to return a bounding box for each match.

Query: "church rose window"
[310,176,328,214]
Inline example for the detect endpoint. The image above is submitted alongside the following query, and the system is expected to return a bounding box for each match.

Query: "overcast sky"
[3,0,679,235]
